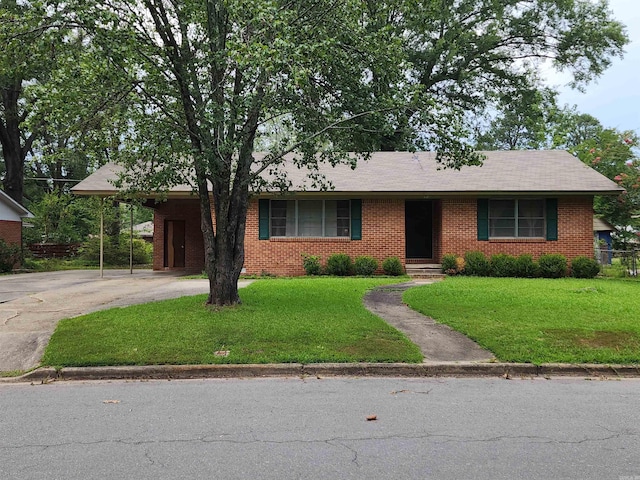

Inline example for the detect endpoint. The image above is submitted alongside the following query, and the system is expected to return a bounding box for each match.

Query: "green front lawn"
[42,277,423,367]
[404,277,640,364]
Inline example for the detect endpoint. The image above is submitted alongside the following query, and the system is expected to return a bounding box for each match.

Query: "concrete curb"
[2,362,640,383]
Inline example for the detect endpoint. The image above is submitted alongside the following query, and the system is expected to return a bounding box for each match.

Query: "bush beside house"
[442,251,599,279]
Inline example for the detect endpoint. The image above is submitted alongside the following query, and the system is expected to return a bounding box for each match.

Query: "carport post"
[130,204,133,275]
[100,198,104,278]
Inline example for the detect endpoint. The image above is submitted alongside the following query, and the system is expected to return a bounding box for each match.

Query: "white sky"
[545,0,640,135]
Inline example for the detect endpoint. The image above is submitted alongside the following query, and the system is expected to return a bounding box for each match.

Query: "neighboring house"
[72,150,622,275]
[133,221,154,243]
[593,217,616,264]
[0,189,34,268]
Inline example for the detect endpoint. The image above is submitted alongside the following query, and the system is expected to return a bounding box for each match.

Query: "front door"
[165,220,185,268]
[405,200,433,259]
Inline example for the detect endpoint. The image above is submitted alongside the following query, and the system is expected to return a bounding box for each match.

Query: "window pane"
[336,200,350,237]
[490,218,515,237]
[271,200,287,218]
[519,199,544,218]
[325,200,337,237]
[270,200,288,237]
[336,218,350,237]
[489,200,515,218]
[518,219,545,237]
[286,200,295,236]
[298,200,323,236]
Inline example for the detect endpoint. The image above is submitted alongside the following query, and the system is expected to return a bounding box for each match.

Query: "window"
[489,199,545,238]
[270,200,350,237]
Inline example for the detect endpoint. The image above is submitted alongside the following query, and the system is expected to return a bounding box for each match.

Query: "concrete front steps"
[405,263,444,279]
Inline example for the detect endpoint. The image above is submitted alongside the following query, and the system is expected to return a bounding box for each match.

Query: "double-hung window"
[489,199,545,238]
[270,199,350,237]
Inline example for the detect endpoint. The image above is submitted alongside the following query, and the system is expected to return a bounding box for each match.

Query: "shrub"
[382,256,404,276]
[325,253,353,276]
[515,254,538,278]
[302,254,322,275]
[464,251,491,276]
[354,256,378,276]
[490,254,518,277]
[538,254,567,278]
[79,234,152,266]
[571,256,600,279]
[441,254,457,274]
[0,239,20,273]
[455,257,466,274]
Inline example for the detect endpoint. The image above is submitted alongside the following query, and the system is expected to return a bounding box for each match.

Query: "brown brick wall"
[439,196,594,259]
[153,195,596,276]
[0,220,22,269]
[153,200,204,273]
[244,198,405,276]
[0,220,22,246]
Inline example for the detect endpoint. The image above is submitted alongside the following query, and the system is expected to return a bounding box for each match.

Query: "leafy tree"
[66,0,417,305]
[0,0,73,204]
[474,88,560,150]
[572,128,639,233]
[1,0,131,207]
[360,0,627,152]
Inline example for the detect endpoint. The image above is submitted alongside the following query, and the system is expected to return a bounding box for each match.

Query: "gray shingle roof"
[72,150,623,197]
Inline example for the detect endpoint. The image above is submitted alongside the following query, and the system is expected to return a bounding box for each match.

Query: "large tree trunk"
[199,185,249,306]
[0,81,29,205]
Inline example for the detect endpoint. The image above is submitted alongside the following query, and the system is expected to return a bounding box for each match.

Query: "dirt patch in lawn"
[545,329,640,350]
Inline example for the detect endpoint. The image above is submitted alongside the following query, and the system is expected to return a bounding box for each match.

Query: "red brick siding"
[0,220,22,269]
[440,196,594,260]
[0,220,21,246]
[244,198,405,276]
[153,195,595,276]
[153,200,204,273]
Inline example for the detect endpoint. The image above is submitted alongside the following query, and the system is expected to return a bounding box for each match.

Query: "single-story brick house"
[0,189,33,249]
[72,150,622,275]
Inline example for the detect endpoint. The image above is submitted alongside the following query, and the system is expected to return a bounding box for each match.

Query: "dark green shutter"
[258,199,270,240]
[546,198,558,241]
[477,199,489,241]
[350,199,362,240]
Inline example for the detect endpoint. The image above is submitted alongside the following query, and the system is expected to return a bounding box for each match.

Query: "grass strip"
[404,276,640,364]
[43,277,422,367]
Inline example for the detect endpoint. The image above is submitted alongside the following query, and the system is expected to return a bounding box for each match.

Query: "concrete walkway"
[363,281,494,362]
[0,270,251,372]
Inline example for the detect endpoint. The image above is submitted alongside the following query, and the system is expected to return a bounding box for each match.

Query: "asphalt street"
[1,377,639,480]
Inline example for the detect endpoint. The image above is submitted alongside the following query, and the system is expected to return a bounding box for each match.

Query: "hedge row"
[302,253,405,276]
[441,251,600,279]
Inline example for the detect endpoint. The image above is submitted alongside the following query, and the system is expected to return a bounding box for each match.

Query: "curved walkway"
[364,281,494,363]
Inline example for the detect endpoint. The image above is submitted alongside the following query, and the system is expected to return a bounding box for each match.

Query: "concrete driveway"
[0,270,251,372]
